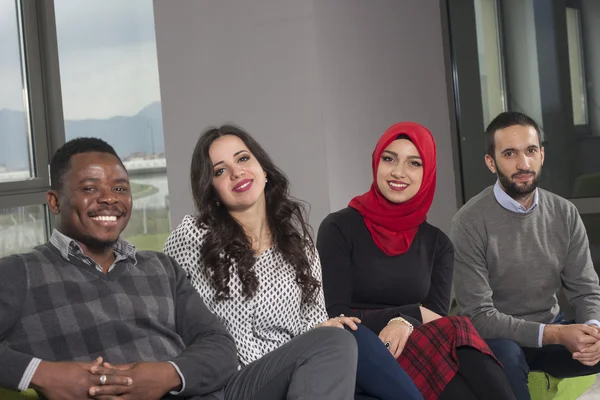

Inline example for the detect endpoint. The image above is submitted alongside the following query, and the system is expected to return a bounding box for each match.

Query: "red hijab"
[349,122,437,256]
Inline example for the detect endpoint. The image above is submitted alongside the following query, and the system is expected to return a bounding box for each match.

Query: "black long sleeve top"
[316,207,454,334]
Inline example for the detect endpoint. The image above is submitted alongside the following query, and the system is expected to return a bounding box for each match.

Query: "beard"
[496,163,542,201]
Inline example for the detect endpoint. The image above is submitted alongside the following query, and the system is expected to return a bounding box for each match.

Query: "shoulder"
[319,207,362,232]
[0,253,28,277]
[133,250,179,272]
[0,245,54,271]
[317,207,363,247]
[419,222,454,253]
[538,188,577,214]
[451,186,495,226]
[165,215,210,251]
[175,214,210,236]
[538,188,580,228]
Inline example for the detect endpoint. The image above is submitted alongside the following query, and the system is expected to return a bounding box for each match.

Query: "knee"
[486,339,528,373]
[345,323,374,341]
[310,326,358,362]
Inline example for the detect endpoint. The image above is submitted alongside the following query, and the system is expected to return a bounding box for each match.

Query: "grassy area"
[122,207,171,251]
[0,194,168,255]
[130,182,159,200]
[125,232,170,251]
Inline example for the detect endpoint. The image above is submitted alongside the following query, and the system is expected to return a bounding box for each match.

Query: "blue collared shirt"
[493,180,538,214]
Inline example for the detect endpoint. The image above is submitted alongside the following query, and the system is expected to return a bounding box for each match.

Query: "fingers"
[575,335,599,350]
[90,366,132,378]
[573,342,600,363]
[81,357,104,371]
[573,354,600,364]
[93,396,125,400]
[91,372,133,387]
[103,362,134,371]
[321,319,344,329]
[393,334,409,358]
[89,383,132,397]
[339,317,359,330]
[580,325,600,340]
[388,337,401,357]
[321,316,362,330]
[88,371,133,398]
[573,352,600,366]
[378,334,395,355]
[578,341,600,354]
[378,334,398,357]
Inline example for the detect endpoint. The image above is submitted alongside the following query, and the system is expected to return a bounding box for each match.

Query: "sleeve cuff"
[167,361,186,395]
[585,319,600,327]
[538,324,546,348]
[18,358,41,391]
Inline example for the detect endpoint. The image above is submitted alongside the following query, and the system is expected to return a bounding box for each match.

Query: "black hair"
[485,111,542,157]
[50,137,123,190]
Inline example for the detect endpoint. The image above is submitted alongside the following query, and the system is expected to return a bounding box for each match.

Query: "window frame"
[0,0,65,239]
[565,0,591,135]
[443,0,600,218]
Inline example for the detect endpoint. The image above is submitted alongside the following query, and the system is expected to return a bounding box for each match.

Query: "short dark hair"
[485,111,543,156]
[50,137,124,190]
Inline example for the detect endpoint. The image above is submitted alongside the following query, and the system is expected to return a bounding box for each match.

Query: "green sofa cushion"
[0,389,39,399]
[528,371,596,400]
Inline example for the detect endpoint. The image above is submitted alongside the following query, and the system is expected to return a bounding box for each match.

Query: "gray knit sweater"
[450,186,600,348]
[0,241,238,396]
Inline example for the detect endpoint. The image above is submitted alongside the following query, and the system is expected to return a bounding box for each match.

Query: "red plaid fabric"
[397,316,498,400]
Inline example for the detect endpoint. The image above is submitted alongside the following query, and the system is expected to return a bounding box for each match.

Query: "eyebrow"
[78,177,129,184]
[382,150,422,160]
[500,145,539,153]
[213,150,249,168]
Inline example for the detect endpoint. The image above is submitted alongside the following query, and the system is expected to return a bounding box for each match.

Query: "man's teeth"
[92,216,117,222]
[389,182,408,188]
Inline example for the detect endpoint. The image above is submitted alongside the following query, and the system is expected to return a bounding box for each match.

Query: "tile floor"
[578,375,600,399]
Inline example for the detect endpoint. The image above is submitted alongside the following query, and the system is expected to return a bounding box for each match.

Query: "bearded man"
[450,111,600,400]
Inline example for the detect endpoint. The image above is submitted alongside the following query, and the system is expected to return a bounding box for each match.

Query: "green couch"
[0,389,39,399]
[528,371,595,400]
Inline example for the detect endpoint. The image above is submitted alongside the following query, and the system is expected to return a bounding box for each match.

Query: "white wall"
[153,0,458,233]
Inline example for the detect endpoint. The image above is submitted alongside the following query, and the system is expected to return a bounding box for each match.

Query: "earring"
[265,177,268,183]
[216,200,221,207]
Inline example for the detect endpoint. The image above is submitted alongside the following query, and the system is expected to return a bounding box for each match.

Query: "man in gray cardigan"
[451,111,600,400]
[0,137,357,400]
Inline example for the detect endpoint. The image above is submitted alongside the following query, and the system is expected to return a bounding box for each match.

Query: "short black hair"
[50,137,124,190]
[485,111,543,156]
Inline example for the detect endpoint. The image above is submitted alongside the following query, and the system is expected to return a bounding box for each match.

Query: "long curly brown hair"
[190,125,320,303]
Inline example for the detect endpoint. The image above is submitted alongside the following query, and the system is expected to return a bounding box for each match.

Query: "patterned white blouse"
[164,215,329,366]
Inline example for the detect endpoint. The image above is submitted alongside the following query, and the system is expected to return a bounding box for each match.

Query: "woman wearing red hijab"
[317,122,515,400]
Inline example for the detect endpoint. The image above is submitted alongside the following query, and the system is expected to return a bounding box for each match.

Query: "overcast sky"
[0,0,161,119]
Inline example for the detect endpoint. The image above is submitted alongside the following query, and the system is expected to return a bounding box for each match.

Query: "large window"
[447,0,600,269]
[0,205,47,257]
[566,7,588,126]
[54,0,169,251]
[0,0,169,256]
[474,0,507,127]
[0,0,32,181]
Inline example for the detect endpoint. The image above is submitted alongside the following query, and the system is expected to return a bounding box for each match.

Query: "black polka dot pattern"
[164,215,329,366]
